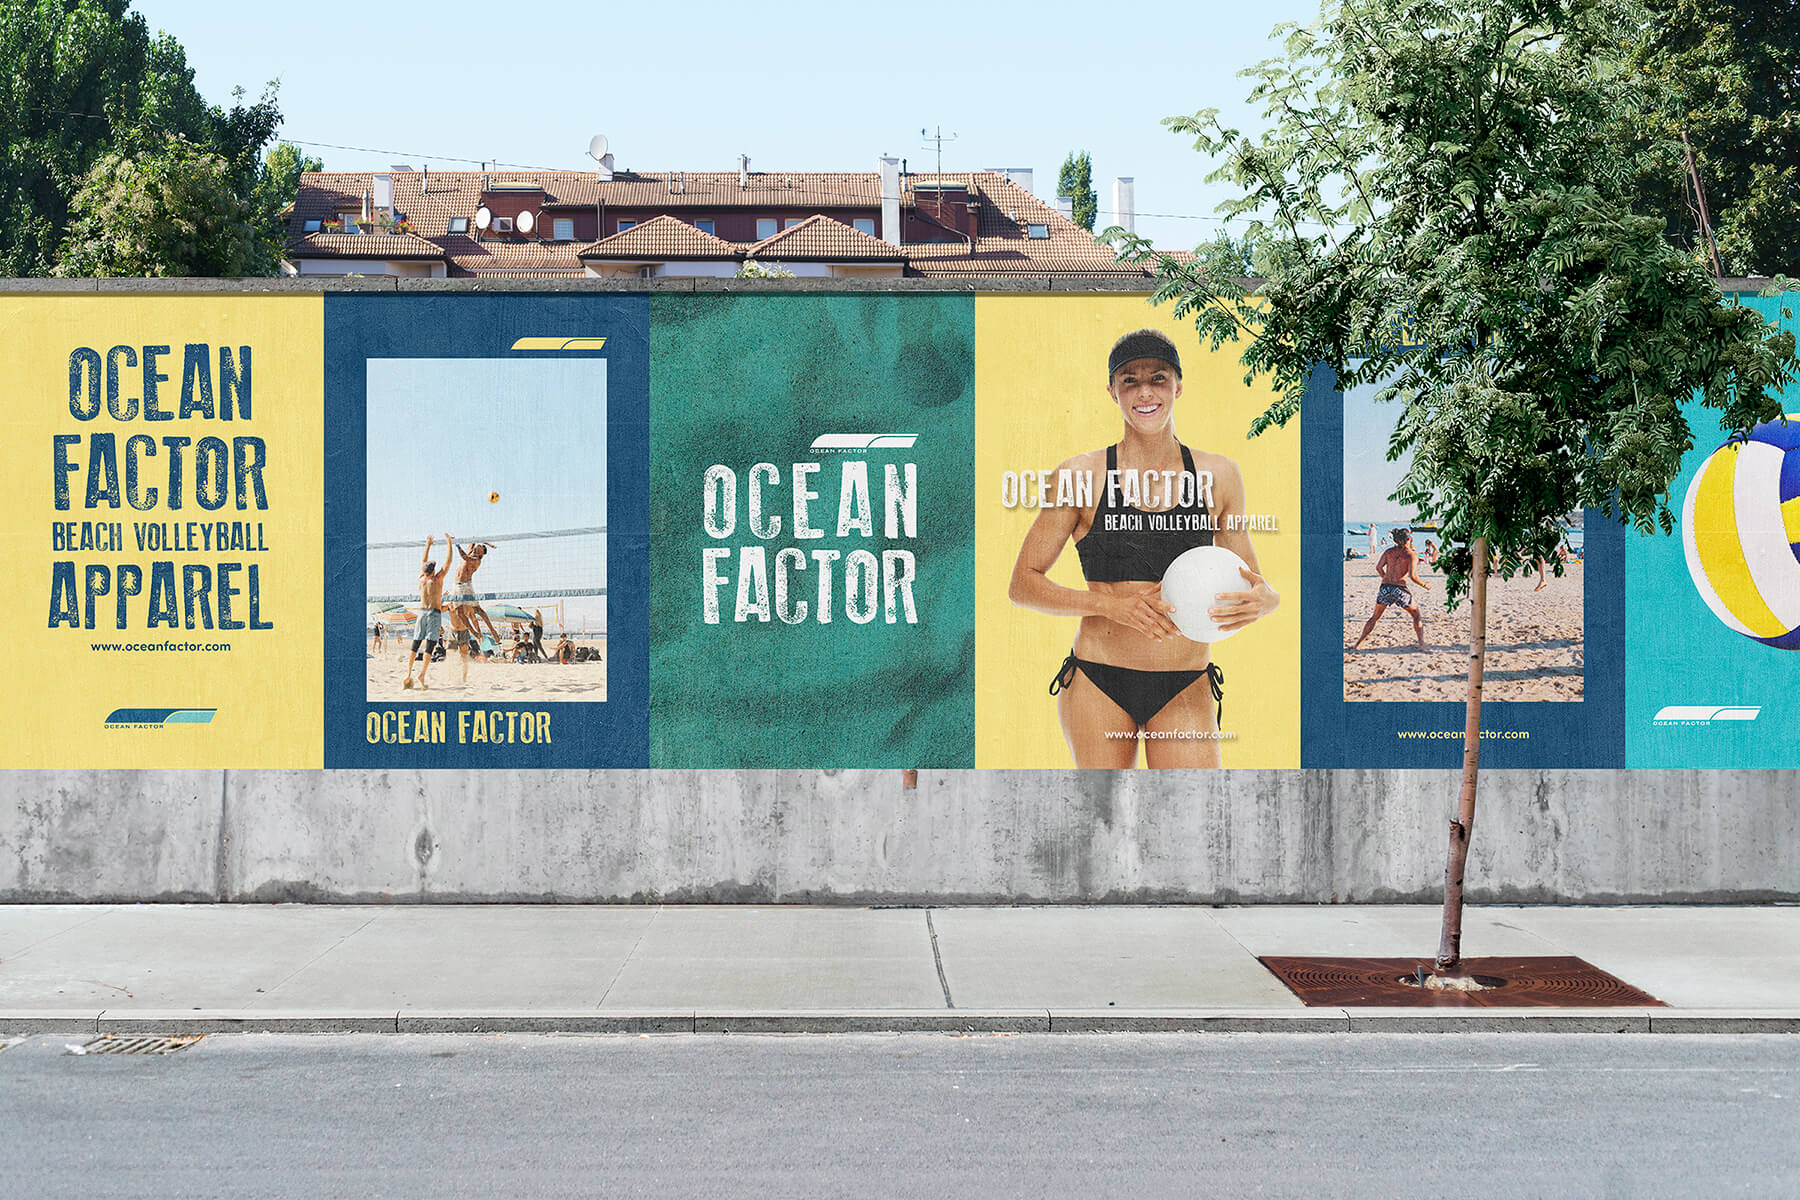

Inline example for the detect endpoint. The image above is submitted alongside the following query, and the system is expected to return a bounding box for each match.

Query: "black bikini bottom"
[1049,653,1225,729]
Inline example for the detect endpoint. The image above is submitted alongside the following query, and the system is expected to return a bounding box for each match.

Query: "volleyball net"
[366,526,606,635]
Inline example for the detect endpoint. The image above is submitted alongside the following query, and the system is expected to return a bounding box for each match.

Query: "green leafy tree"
[1114,0,1797,969]
[55,135,258,276]
[254,141,323,264]
[0,0,282,276]
[1625,0,1800,276]
[1057,150,1098,232]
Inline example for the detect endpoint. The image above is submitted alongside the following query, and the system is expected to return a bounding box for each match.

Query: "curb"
[5,1009,1800,1035]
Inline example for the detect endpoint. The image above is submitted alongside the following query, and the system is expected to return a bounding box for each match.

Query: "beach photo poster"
[323,294,649,769]
[1,295,324,769]
[646,293,975,769]
[1302,369,1626,768]
[363,358,608,705]
[1340,378,1586,703]
[1626,295,1800,768]
[972,295,1302,769]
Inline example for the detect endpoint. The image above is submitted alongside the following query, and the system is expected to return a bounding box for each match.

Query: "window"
[852,218,876,236]
[695,219,715,235]
[756,218,777,239]
[1027,224,1049,239]
[552,218,574,240]
[338,213,362,234]
[303,219,321,233]
[784,217,804,230]
[617,220,637,233]
[493,216,514,233]
[448,216,469,234]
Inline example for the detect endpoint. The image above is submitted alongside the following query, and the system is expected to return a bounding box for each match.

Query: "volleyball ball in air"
[488,491,500,504]
[1681,414,1800,650]
[1161,545,1253,644]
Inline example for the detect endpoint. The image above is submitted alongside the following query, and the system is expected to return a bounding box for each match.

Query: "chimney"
[879,155,901,245]
[1113,177,1135,235]
[1055,195,1073,220]
[739,154,751,189]
[373,173,394,214]
[987,167,1033,195]
[421,164,429,195]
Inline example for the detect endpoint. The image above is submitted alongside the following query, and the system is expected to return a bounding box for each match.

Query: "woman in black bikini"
[1008,329,1280,768]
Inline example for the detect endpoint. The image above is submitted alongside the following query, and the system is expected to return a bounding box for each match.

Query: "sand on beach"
[1342,559,1583,701]
[366,652,606,702]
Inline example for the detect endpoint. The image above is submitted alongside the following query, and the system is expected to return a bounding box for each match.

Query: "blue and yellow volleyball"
[1681,414,1800,650]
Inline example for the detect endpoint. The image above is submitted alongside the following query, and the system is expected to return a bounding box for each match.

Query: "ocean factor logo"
[1652,705,1762,726]
[810,433,918,453]
[103,708,217,729]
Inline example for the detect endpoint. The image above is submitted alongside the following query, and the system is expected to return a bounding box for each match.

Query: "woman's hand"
[1208,567,1280,633]
[1104,584,1181,640]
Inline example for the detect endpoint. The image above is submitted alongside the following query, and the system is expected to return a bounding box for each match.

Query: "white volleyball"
[1161,545,1253,644]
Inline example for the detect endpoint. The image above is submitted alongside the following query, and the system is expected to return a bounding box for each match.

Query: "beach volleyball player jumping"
[1008,329,1280,768]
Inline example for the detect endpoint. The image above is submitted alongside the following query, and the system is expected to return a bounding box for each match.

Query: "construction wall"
[2,278,1795,903]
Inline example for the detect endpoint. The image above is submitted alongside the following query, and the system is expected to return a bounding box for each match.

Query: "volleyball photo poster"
[646,294,976,769]
[1628,296,1800,768]
[322,294,649,769]
[972,295,1302,770]
[0,295,324,769]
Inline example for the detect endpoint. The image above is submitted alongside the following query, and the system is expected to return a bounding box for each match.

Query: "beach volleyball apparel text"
[46,344,272,632]
[700,461,918,624]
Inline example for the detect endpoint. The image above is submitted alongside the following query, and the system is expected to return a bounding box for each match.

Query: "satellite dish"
[516,209,535,234]
[587,134,610,162]
[474,206,492,230]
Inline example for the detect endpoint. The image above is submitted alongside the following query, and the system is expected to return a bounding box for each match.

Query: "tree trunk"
[1436,536,1488,970]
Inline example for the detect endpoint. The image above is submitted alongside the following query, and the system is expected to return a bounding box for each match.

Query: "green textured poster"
[648,294,975,767]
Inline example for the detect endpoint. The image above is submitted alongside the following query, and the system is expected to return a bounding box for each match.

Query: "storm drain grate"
[1259,955,1665,1008]
[74,1035,205,1055]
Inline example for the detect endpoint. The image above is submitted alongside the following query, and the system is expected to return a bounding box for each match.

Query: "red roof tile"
[286,168,1150,279]
[285,231,446,260]
[578,214,741,260]
[744,215,903,261]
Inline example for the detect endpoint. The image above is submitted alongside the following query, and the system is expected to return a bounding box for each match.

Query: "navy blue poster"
[323,294,648,768]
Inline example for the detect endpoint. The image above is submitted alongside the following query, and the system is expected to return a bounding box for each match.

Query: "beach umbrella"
[486,603,536,622]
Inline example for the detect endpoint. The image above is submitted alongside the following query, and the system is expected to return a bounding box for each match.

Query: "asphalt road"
[3,1032,1796,1198]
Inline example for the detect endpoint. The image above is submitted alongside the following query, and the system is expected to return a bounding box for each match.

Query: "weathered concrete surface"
[1,769,1795,902]
[0,772,221,901]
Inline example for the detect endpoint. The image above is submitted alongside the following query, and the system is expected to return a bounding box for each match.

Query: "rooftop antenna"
[920,125,958,177]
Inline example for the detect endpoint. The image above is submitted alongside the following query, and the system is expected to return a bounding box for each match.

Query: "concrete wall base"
[3,770,1795,904]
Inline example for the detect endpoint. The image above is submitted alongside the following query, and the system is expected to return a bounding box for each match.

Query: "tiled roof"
[578,215,742,260]
[745,215,903,261]
[286,168,1150,278]
[285,231,446,260]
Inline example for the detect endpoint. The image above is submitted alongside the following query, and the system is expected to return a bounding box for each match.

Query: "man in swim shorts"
[404,534,452,690]
[1351,527,1432,651]
[447,539,503,644]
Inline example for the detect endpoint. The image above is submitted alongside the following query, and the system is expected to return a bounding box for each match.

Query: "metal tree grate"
[1259,956,1665,1008]
[75,1035,206,1055]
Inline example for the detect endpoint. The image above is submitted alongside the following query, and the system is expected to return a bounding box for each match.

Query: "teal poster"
[647,294,976,768]
[1627,295,1800,768]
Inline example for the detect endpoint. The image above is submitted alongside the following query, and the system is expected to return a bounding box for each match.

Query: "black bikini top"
[1074,443,1213,583]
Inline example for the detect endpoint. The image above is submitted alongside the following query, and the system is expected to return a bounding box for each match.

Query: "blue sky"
[365,358,607,542]
[1342,378,1412,521]
[365,358,609,629]
[135,0,1323,251]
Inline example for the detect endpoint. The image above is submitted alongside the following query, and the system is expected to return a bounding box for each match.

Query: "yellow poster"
[974,295,1301,768]
[0,296,323,768]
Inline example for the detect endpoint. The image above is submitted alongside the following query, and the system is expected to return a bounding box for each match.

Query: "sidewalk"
[2,904,1795,1034]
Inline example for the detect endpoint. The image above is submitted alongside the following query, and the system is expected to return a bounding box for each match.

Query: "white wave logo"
[1652,706,1762,725]
[810,433,918,452]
